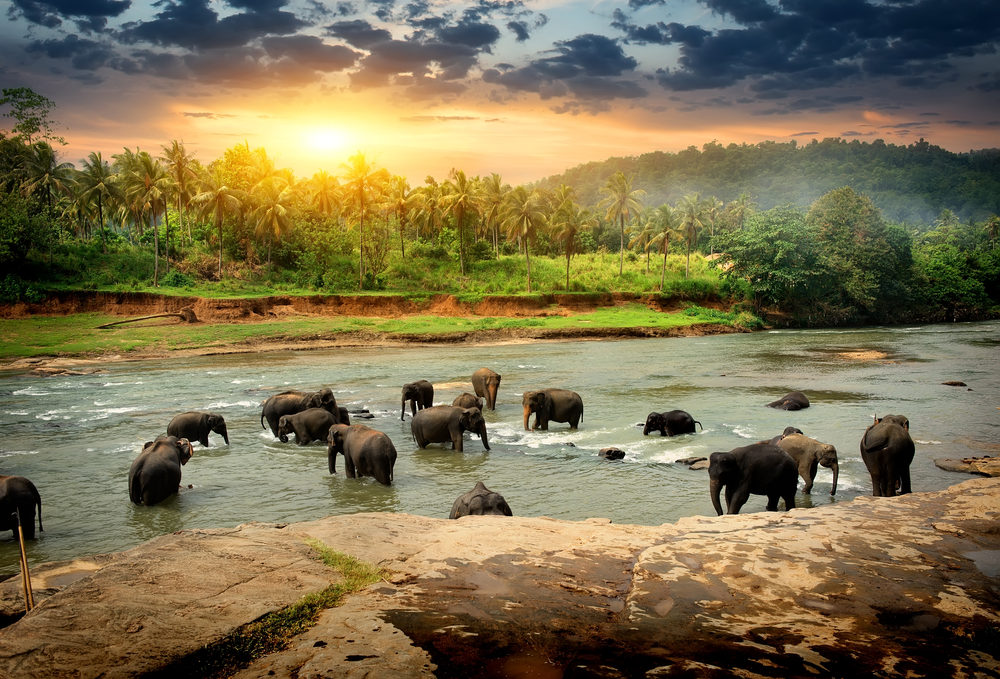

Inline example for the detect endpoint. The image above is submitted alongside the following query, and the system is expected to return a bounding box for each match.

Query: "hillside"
[538,138,1000,225]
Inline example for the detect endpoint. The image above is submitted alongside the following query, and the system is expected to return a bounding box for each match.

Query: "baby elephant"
[0,475,43,539]
[708,442,798,515]
[167,411,229,446]
[277,408,337,445]
[860,414,915,497]
[129,435,194,506]
[401,380,434,420]
[776,433,839,494]
[327,424,397,485]
[643,409,702,436]
[452,392,484,410]
[767,391,810,410]
[449,481,512,519]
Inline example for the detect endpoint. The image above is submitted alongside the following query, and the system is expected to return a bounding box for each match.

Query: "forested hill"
[537,138,1000,226]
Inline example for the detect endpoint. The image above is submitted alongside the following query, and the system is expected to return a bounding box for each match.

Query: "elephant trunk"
[488,383,498,410]
[828,461,839,496]
[401,398,406,421]
[523,405,531,431]
[479,420,490,451]
[709,477,725,516]
[328,446,337,474]
[219,424,230,446]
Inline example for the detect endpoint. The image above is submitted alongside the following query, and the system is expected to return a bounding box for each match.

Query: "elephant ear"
[177,438,194,464]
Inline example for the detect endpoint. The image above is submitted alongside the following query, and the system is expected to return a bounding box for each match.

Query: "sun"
[304,128,348,152]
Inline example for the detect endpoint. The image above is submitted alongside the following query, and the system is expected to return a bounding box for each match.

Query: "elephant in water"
[522,389,584,430]
[277,408,338,445]
[0,475,43,539]
[261,388,340,437]
[471,368,501,410]
[452,392,484,410]
[776,433,839,495]
[167,411,229,447]
[401,380,434,420]
[327,424,397,485]
[450,481,512,518]
[767,391,810,410]
[128,435,194,506]
[643,409,702,436]
[411,405,490,453]
[860,414,915,497]
[708,442,797,515]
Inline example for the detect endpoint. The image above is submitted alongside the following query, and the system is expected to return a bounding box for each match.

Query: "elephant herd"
[2,380,918,542]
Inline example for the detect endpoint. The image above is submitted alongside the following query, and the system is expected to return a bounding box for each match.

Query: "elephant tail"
[260,411,266,430]
[129,465,143,505]
[695,420,703,431]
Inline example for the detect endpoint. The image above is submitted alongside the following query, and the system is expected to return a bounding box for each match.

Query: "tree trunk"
[163,202,170,274]
[565,253,570,291]
[217,219,223,280]
[358,194,365,290]
[660,237,669,290]
[525,243,532,293]
[152,214,160,287]
[618,214,625,275]
[97,193,107,254]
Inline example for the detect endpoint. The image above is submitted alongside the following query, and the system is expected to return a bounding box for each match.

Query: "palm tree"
[704,196,723,256]
[477,173,507,256]
[160,140,197,247]
[22,141,74,214]
[191,167,243,279]
[501,186,546,292]
[77,151,120,252]
[443,168,476,275]
[122,151,172,285]
[598,171,645,275]
[649,203,681,290]
[551,199,595,291]
[384,175,416,258]
[251,176,295,266]
[341,152,379,289]
[309,170,341,216]
[627,209,657,273]
[678,193,706,279]
[414,179,443,240]
[727,192,754,231]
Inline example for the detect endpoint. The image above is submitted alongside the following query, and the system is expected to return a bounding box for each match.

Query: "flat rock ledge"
[2,478,999,679]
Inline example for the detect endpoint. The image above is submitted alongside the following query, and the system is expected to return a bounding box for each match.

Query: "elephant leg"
[345,454,357,479]
[200,435,210,447]
[898,465,911,495]
[728,485,750,514]
[783,490,796,510]
[765,493,780,511]
[803,460,818,494]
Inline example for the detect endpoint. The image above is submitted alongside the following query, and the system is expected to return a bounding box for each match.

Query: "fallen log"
[97,306,198,328]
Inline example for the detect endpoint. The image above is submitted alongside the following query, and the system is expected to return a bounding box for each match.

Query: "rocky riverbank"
[2,477,998,678]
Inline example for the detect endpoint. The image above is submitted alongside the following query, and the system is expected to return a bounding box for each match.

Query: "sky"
[2,0,998,184]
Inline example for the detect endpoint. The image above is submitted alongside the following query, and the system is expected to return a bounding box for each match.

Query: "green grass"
[142,540,384,679]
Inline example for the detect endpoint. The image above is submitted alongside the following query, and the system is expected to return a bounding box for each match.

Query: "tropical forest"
[2,86,998,327]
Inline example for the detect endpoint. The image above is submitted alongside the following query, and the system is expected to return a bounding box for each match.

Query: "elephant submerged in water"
[261,388,341,437]
[277,408,337,445]
[709,443,797,515]
[522,389,583,430]
[327,424,397,485]
[643,410,702,436]
[471,368,501,410]
[452,392,484,410]
[411,405,490,452]
[449,481,512,518]
[767,391,810,410]
[167,411,229,447]
[0,475,43,539]
[401,380,434,420]
[128,435,194,506]
[776,433,839,495]
[860,414,915,497]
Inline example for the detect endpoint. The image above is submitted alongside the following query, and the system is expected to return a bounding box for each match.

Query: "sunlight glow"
[305,128,349,152]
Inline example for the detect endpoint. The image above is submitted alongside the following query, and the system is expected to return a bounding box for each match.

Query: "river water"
[2,322,998,576]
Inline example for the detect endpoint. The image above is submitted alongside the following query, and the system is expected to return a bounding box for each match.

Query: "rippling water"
[2,321,998,575]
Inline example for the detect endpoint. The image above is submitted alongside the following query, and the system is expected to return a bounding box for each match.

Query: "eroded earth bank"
[1,477,999,678]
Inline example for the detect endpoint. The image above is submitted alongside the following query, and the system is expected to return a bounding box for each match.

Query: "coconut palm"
[477,173,507,256]
[627,209,657,273]
[77,151,120,252]
[501,185,546,292]
[191,167,243,279]
[341,152,379,289]
[648,203,681,290]
[551,199,596,291]
[678,193,706,279]
[442,168,477,275]
[598,171,645,275]
[251,176,295,267]
[309,170,341,217]
[704,196,723,255]
[414,179,443,241]
[160,140,197,246]
[121,151,172,285]
[22,141,74,214]
[726,192,754,231]
[384,174,416,257]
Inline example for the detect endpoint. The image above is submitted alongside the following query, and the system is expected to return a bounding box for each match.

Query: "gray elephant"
[643,409,702,436]
[327,423,397,485]
[277,408,337,445]
[522,389,584,430]
[167,411,229,447]
[261,388,340,437]
[776,433,839,495]
[452,392,484,410]
[471,368,501,410]
[0,475,43,539]
[766,391,810,410]
[860,414,915,497]
[449,481,512,518]
[708,442,798,515]
[401,380,434,420]
[411,405,490,452]
[128,435,194,506]
[767,426,803,445]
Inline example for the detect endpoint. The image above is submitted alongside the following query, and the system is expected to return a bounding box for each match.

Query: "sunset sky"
[2,0,998,184]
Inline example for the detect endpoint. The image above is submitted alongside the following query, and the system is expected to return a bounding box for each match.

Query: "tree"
[0,87,65,144]
[501,186,546,292]
[677,193,706,279]
[161,140,197,247]
[627,209,657,273]
[21,142,73,215]
[648,204,681,290]
[77,151,120,252]
[341,152,379,289]
[309,170,340,217]
[478,173,507,255]
[443,168,476,275]
[704,196,723,255]
[191,167,243,279]
[384,175,415,258]
[122,151,171,285]
[598,171,645,275]
[551,198,595,290]
[251,176,295,266]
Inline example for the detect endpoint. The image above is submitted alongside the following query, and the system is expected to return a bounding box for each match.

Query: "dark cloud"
[611,10,709,46]
[325,19,393,48]
[119,0,306,51]
[437,20,501,50]
[702,0,777,23]
[183,111,236,118]
[260,35,360,71]
[8,0,129,32]
[349,39,480,89]
[627,0,665,8]
[26,34,114,70]
[790,130,818,136]
[507,20,530,42]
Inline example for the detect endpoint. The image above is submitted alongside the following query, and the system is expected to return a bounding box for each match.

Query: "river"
[2,321,998,576]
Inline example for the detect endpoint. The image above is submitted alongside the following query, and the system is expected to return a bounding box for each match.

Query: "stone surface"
[936,456,1000,477]
[2,479,999,678]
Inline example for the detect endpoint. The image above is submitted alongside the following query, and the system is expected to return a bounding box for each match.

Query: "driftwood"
[97,307,198,329]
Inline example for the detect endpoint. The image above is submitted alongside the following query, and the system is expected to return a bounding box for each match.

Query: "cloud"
[183,111,236,119]
[260,35,360,71]
[9,0,129,32]
[26,34,114,70]
[324,19,393,48]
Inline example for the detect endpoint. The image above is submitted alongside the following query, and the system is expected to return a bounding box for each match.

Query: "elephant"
[471,368,501,410]
[449,481,512,518]
[337,406,351,426]
[327,424,397,485]
[401,380,434,420]
[167,411,229,447]
[643,410,702,436]
[860,414,915,497]
[599,447,626,460]
[767,391,810,410]
[277,408,337,445]
[452,392,484,410]
[708,443,798,515]
[0,475,43,539]
[522,389,584,430]
[411,405,490,452]
[261,388,340,437]
[128,435,194,506]
[767,426,803,445]
[776,433,839,495]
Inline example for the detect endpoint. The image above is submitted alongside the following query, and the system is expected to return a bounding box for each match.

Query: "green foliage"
[160,269,195,288]
[0,190,49,270]
[911,243,989,320]
[0,274,45,303]
[0,87,65,144]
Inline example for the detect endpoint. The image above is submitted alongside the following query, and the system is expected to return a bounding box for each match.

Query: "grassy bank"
[0,304,760,362]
